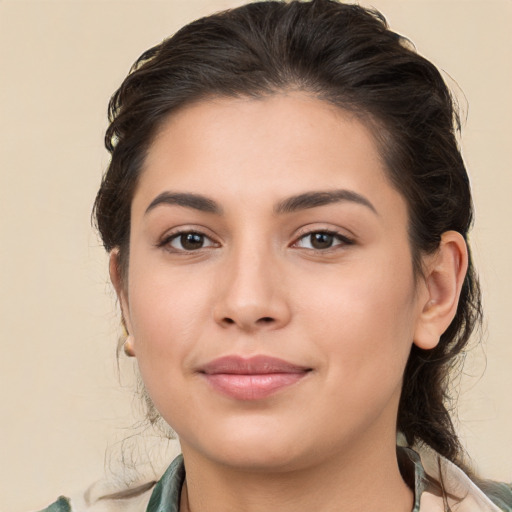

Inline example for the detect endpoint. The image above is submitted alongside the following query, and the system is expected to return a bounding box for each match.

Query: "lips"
[198,355,311,400]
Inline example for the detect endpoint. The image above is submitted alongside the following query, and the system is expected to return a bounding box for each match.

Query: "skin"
[111,93,467,512]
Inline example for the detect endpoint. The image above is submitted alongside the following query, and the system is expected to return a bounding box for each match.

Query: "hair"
[94,0,482,472]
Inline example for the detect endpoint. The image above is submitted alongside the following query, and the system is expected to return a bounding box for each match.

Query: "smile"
[199,355,312,401]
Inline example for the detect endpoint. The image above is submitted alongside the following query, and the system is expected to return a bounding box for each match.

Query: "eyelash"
[292,229,354,251]
[158,230,218,252]
[158,228,354,254]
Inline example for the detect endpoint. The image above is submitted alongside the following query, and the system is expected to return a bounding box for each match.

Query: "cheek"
[127,257,213,360]
[126,266,212,419]
[299,253,418,381]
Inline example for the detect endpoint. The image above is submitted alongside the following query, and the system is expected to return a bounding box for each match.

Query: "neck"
[179,432,413,512]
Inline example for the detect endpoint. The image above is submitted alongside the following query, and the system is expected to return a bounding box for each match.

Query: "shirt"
[38,446,512,512]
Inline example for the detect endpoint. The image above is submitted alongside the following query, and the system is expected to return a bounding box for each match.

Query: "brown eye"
[310,232,334,249]
[294,231,353,250]
[166,232,216,251]
[181,233,204,250]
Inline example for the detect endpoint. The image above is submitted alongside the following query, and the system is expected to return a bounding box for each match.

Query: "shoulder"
[35,477,157,512]
[35,441,183,512]
[36,480,157,512]
[479,480,512,512]
[37,497,72,512]
[36,482,155,512]
[406,445,512,512]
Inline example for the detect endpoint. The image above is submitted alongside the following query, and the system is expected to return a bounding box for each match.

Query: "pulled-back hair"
[94,0,482,470]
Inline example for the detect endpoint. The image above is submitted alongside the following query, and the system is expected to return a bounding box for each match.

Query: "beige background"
[0,1,511,510]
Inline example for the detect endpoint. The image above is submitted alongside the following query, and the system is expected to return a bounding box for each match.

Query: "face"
[118,93,430,472]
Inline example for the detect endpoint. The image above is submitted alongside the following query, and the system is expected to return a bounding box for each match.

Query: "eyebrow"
[274,190,378,215]
[144,189,377,216]
[145,192,223,215]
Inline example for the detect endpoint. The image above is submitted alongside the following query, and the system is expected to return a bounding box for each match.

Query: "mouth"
[198,355,312,401]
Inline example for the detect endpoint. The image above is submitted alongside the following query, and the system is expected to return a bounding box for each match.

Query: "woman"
[40,0,511,510]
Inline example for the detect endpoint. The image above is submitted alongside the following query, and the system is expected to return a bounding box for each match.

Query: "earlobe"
[413,231,468,350]
[123,335,136,357]
[109,249,133,335]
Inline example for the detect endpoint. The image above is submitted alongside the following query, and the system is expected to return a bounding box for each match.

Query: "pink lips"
[199,355,311,400]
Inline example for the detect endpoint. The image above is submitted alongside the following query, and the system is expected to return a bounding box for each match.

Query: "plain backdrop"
[0,1,511,510]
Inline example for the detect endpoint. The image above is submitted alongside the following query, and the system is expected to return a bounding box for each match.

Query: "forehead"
[133,93,405,220]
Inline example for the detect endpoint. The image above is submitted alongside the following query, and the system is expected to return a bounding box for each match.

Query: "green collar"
[146,448,428,512]
[146,454,185,512]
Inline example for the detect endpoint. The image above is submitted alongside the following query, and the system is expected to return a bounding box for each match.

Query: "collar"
[144,447,507,512]
[145,454,185,512]
[144,449,427,512]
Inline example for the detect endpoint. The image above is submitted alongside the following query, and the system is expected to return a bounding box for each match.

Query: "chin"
[212,444,307,472]
[181,419,314,472]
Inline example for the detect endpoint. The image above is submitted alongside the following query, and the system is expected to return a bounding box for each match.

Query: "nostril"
[219,316,275,327]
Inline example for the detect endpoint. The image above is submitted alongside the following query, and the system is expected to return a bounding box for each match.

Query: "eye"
[163,231,217,252]
[294,231,353,250]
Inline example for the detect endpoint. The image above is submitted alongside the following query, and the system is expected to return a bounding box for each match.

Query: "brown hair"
[94,0,482,470]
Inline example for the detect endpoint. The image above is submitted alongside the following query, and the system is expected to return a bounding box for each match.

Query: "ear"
[109,249,133,335]
[413,231,468,350]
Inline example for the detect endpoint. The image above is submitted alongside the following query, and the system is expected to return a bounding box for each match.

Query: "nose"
[213,244,292,332]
